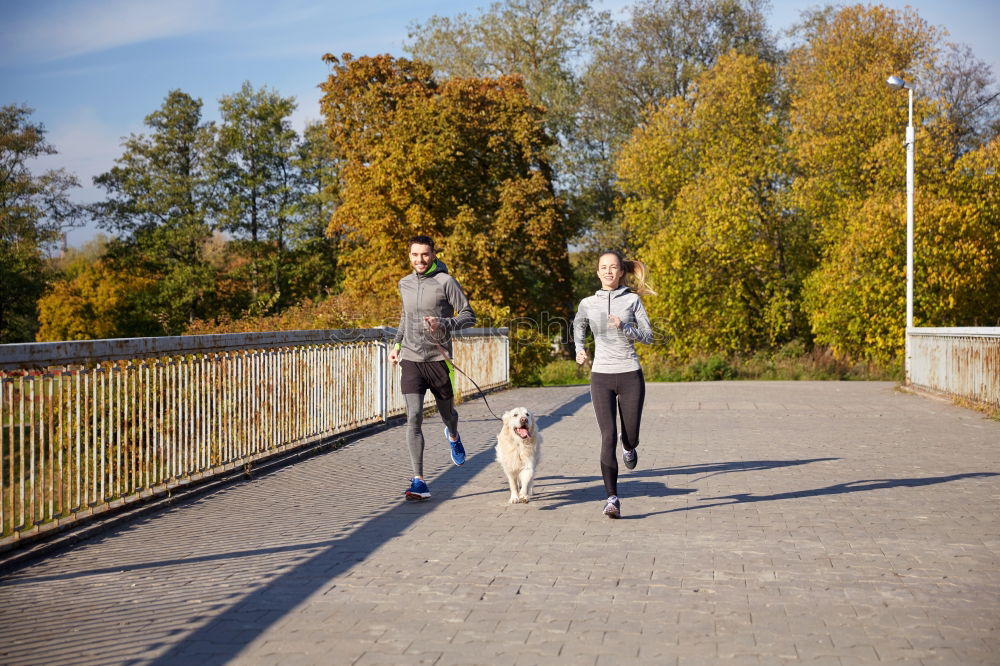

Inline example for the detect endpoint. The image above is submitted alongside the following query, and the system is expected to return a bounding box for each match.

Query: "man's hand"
[423,316,442,334]
[389,347,399,365]
[576,350,589,365]
[608,314,622,329]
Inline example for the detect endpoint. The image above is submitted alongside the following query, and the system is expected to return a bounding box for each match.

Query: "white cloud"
[26,107,131,247]
[31,107,129,199]
[1,0,226,65]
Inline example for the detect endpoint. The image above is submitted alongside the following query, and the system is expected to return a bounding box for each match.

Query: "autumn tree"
[0,104,83,342]
[788,4,1000,363]
[617,51,809,357]
[91,90,217,334]
[320,53,574,319]
[36,261,159,341]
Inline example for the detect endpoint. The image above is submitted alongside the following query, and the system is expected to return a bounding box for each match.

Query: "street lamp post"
[887,75,914,382]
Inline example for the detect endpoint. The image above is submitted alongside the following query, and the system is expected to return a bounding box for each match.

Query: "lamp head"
[886,75,910,90]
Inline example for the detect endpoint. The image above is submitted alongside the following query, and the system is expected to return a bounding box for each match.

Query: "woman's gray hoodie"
[393,259,475,362]
[574,286,652,373]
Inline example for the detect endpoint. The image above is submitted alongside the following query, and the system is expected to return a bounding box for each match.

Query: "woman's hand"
[576,350,589,365]
[608,314,622,329]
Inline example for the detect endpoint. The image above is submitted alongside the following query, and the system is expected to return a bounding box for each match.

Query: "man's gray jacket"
[393,259,475,362]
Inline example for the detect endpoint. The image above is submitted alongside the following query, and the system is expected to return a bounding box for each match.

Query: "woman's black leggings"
[590,369,645,497]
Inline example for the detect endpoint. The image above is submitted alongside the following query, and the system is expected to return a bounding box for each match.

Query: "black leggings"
[590,369,645,497]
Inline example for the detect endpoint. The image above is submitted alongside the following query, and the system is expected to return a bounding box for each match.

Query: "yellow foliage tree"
[790,4,1000,362]
[617,51,810,358]
[36,262,158,341]
[319,53,574,320]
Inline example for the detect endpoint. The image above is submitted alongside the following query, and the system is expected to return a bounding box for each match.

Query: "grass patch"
[538,359,591,386]
[538,343,901,385]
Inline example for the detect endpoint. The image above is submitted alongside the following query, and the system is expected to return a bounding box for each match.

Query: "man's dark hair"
[409,235,435,250]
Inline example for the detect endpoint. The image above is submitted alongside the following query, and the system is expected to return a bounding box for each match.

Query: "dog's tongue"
[515,427,529,439]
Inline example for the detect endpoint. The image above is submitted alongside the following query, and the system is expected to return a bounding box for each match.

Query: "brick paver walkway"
[1,381,998,665]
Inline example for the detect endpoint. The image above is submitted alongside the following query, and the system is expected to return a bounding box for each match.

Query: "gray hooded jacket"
[573,286,652,373]
[393,259,475,362]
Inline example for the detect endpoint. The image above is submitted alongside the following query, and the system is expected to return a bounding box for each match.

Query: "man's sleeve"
[442,277,475,331]
[392,309,405,347]
[392,280,405,346]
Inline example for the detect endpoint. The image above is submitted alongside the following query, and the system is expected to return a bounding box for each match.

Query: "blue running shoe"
[405,477,431,501]
[445,427,466,466]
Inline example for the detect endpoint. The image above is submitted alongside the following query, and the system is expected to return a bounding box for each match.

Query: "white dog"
[495,407,542,504]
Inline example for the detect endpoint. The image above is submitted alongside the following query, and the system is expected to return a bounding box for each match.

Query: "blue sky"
[2,0,999,247]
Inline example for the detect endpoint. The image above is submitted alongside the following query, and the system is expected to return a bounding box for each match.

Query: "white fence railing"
[908,327,1000,408]
[0,328,508,547]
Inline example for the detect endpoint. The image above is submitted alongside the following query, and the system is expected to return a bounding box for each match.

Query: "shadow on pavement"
[631,471,1000,519]
[533,458,840,511]
[147,387,592,665]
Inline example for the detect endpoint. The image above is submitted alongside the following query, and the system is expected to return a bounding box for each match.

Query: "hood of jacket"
[415,258,449,279]
[594,285,632,299]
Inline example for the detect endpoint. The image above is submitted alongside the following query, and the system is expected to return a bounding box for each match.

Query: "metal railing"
[0,328,508,546]
[908,327,1000,408]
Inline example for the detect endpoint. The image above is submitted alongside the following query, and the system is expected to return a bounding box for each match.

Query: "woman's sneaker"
[603,495,621,519]
[622,444,638,470]
[445,427,466,466]
[405,477,431,501]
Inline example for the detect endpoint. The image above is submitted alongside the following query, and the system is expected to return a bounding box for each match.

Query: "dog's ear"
[501,409,511,421]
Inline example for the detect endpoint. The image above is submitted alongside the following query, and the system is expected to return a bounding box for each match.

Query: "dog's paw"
[517,495,530,504]
[508,496,520,504]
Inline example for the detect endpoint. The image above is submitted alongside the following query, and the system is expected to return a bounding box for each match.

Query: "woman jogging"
[573,251,654,518]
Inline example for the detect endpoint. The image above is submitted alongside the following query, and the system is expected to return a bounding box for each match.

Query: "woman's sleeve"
[625,297,653,344]
[573,300,589,353]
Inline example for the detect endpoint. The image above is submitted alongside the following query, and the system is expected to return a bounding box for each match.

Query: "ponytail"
[623,259,656,296]
[600,250,656,296]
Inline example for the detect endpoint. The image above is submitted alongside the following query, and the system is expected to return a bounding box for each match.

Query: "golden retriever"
[495,407,542,504]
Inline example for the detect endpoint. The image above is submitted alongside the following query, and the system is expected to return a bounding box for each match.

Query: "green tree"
[405,0,599,144]
[320,53,574,319]
[91,90,217,334]
[0,104,82,343]
[926,42,1000,155]
[575,0,776,238]
[582,0,774,153]
[210,82,299,313]
[283,121,341,302]
[617,51,809,357]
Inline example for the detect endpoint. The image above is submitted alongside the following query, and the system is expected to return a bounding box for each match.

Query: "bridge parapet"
[0,328,508,548]
[908,327,1000,408]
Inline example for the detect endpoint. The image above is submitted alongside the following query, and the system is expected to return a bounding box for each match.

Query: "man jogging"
[389,235,476,500]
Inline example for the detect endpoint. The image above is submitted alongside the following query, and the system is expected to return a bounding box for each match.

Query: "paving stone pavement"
[0,381,998,666]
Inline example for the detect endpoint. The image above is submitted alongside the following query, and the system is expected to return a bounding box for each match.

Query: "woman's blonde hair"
[599,251,657,296]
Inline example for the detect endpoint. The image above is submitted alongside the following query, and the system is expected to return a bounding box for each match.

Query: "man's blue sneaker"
[445,427,466,466]
[405,477,431,501]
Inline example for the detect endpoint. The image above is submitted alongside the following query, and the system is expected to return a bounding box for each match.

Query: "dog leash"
[431,339,503,421]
